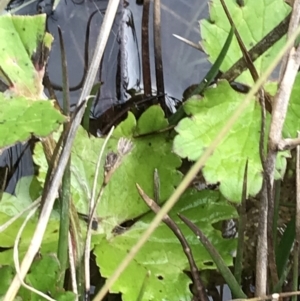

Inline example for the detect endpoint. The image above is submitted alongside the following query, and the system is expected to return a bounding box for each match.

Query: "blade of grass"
[82,83,102,132]
[57,26,71,288]
[168,26,234,126]
[276,217,295,280]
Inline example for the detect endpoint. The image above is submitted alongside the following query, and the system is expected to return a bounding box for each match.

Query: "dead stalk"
[84,126,115,296]
[256,0,300,295]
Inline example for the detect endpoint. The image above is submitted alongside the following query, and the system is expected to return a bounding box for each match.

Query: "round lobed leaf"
[173,81,288,202]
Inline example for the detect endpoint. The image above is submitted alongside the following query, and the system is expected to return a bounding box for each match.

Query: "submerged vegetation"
[0,0,300,300]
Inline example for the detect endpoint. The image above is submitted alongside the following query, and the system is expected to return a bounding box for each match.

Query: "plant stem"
[234,161,248,285]
[179,214,246,299]
[57,159,71,287]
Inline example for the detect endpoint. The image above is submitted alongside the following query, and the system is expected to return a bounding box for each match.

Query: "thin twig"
[292,132,300,301]
[219,0,272,112]
[257,87,272,293]
[141,0,152,96]
[172,34,204,52]
[68,232,78,301]
[136,184,209,301]
[277,137,300,150]
[280,1,300,80]
[153,0,166,111]
[178,214,246,299]
[256,0,300,294]
[84,126,115,297]
[221,13,290,83]
[0,198,41,233]
[13,204,55,301]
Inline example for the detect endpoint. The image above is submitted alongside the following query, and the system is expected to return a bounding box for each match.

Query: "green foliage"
[93,189,237,301]
[0,256,76,301]
[0,176,59,264]
[173,81,289,202]
[0,95,65,150]
[284,73,300,138]
[34,106,182,233]
[201,0,291,84]
[173,0,296,202]
[33,106,236,300]
[0,266,14,295]
[0,14,65,150]
[1,0,300,300]
[0,14,52,98]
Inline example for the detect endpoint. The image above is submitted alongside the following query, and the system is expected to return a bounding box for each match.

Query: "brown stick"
[136,183,209,301]
[153,0,166,111]
[220,0,272,113]
[221,13,290,83]
[141,0,152,96]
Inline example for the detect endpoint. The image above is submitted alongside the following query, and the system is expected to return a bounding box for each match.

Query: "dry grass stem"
[84,126,114,295]
[172,34,204,51]
[136,183,209,301]
[68,232,78,300]
[13,205,55,301]
[0,198,41,233]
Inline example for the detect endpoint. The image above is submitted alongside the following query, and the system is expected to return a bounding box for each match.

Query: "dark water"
[1,0,211,191]
[45,0,210,115]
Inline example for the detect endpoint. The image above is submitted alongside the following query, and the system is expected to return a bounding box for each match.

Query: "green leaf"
[0,177,59,265]
[19,254,76,301]
[0,15,64,150]
[0,176,37,216]
[200,0,291,84]
[136,105,168,134]
[93,189,237,301]
[0,266,14,295]
[0,14,53,98]
[27,255,60,290]
[173,81,288,202]
[0,95,66,150]
[34,106,182,233]
[33,106,237,300]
